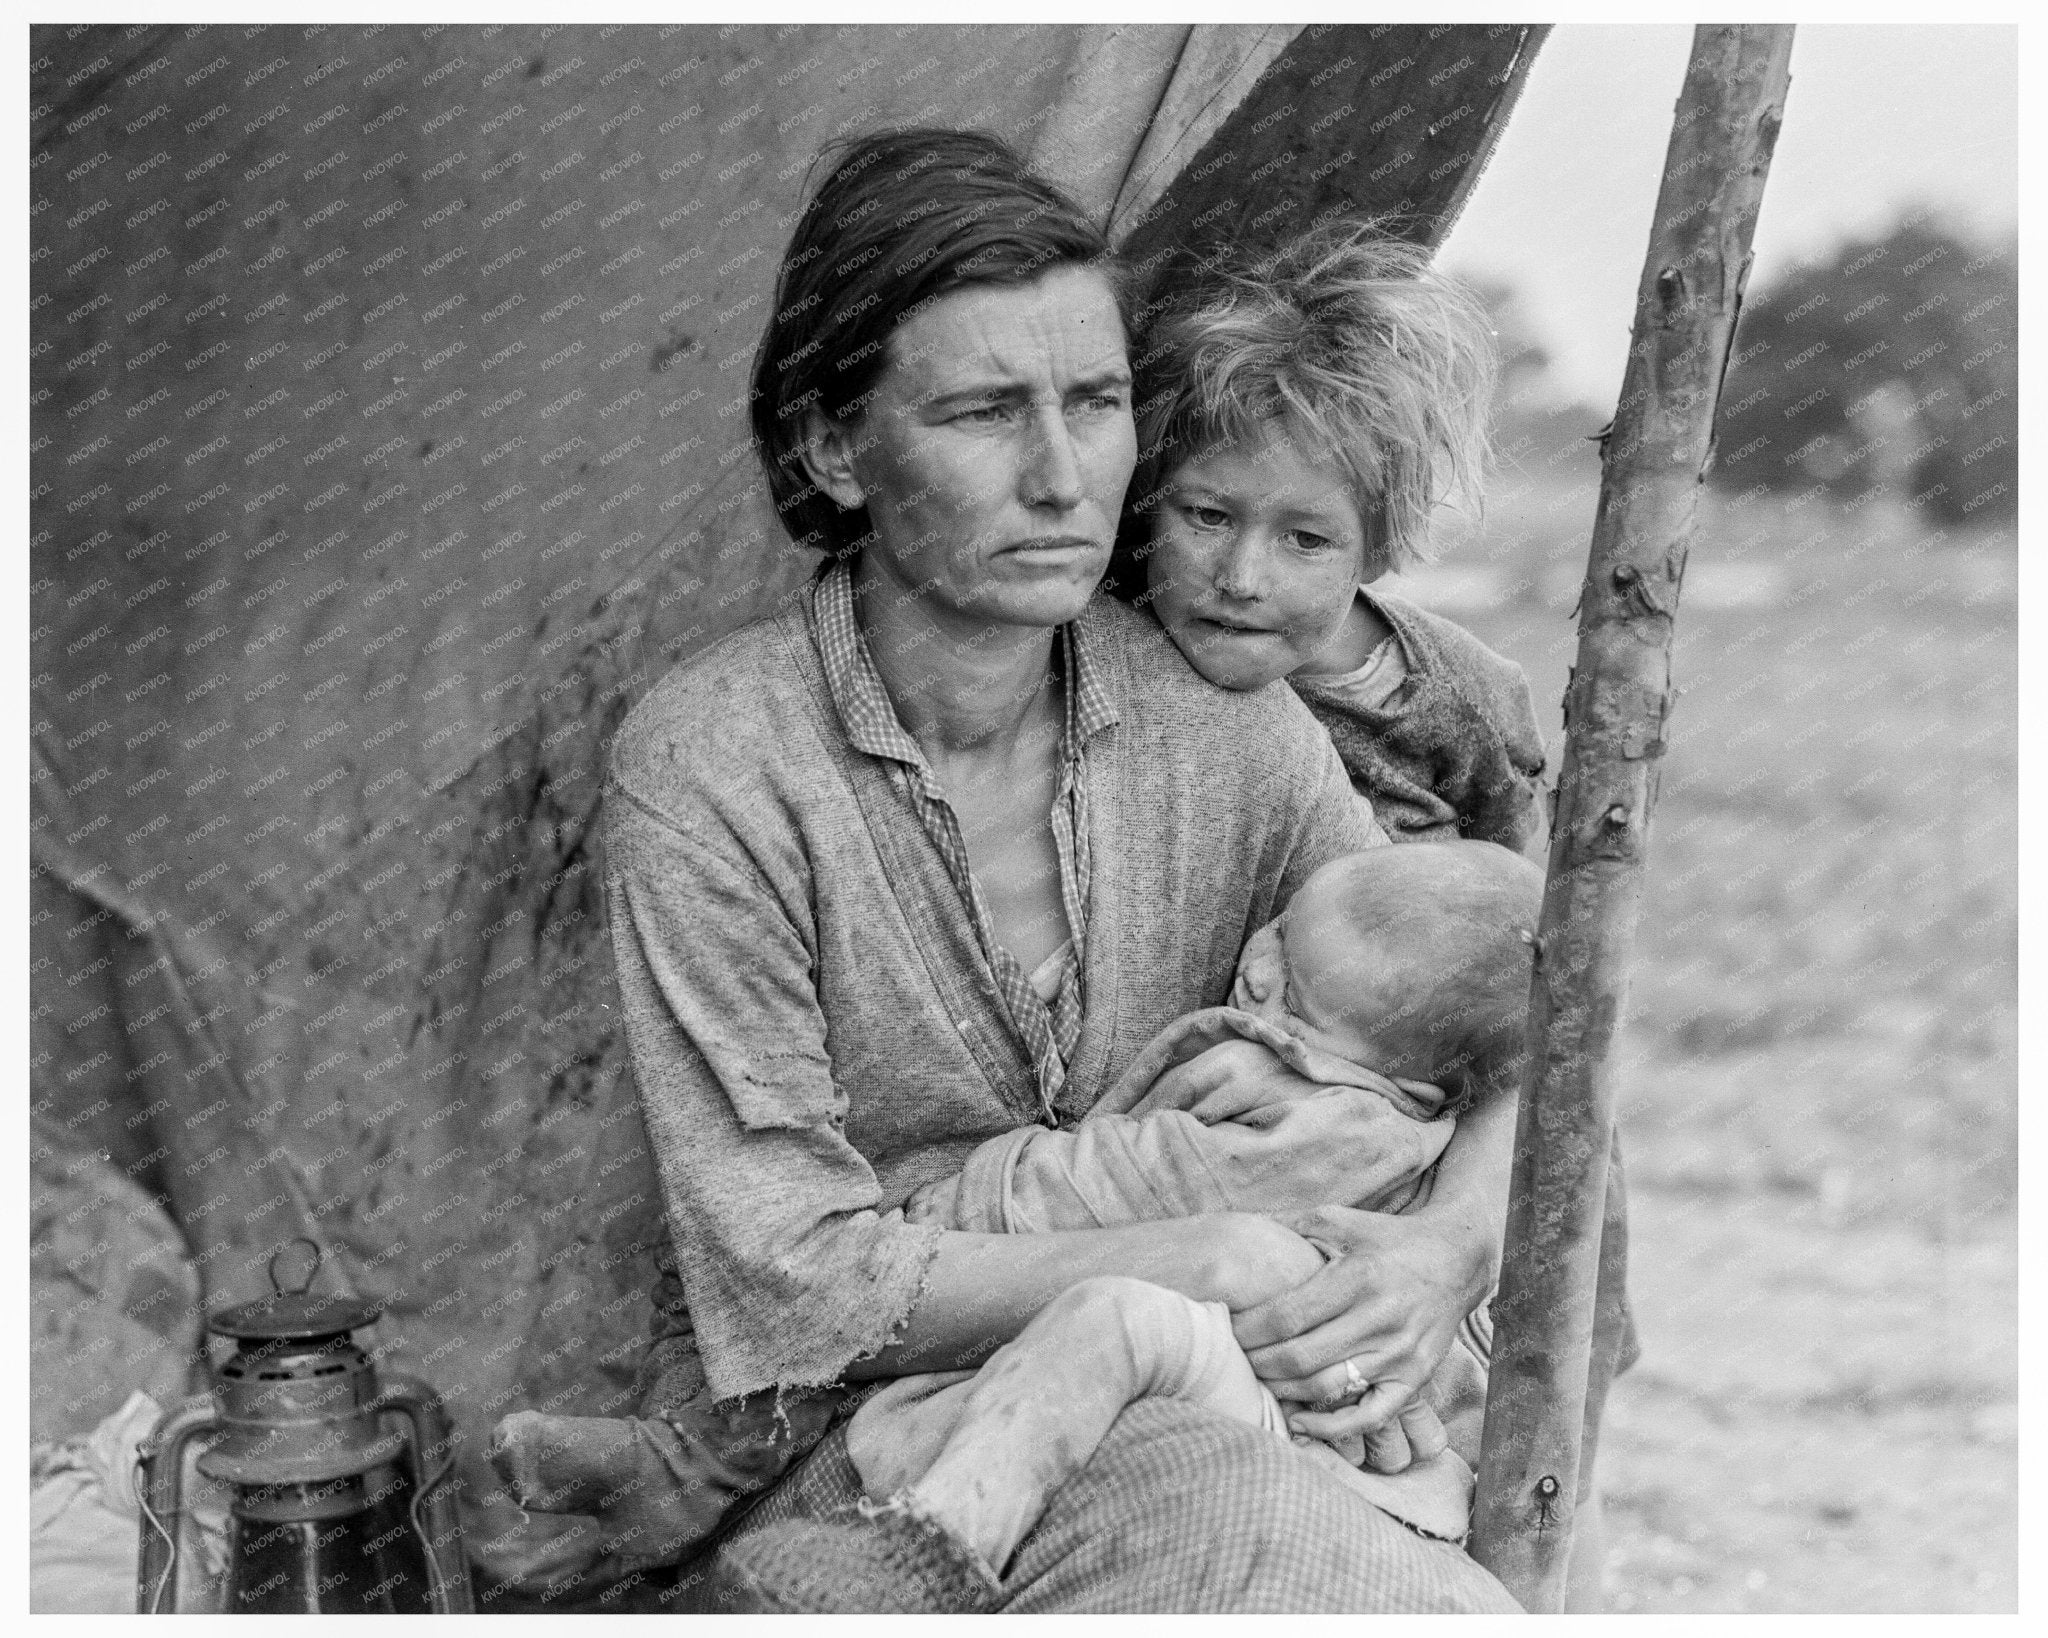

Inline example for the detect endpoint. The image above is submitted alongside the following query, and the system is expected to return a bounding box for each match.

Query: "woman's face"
[1143,425,1372,690]
[806,266,1135,632]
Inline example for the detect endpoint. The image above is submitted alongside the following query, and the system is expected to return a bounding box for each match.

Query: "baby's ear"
[1456,1019,1531,1096]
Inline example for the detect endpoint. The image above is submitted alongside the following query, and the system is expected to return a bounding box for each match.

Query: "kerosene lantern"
[135,1240,473,1613]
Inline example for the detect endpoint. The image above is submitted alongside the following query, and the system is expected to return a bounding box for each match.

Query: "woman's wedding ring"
[1341,1357,1369,1400]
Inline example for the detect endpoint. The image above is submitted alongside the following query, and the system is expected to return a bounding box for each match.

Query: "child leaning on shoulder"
[1110,217,1547,855]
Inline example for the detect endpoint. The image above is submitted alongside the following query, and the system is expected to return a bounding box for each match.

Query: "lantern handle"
[268,1236,323,1296]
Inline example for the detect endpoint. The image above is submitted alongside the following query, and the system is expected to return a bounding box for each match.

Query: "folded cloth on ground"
[30,1391,230,1614]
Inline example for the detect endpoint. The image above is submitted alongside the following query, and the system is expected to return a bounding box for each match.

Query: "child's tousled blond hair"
[1119,217,1498,586]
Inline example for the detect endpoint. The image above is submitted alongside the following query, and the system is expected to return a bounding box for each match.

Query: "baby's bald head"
[1235,841,1545,1089]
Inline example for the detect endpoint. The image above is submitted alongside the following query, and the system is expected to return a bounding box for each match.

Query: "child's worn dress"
[1289,584,1547,853]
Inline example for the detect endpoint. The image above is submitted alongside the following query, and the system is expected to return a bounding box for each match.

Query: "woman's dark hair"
[749,127,1131,557]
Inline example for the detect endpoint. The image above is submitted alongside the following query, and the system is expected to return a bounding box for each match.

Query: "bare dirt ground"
[1388,451,2019,1613]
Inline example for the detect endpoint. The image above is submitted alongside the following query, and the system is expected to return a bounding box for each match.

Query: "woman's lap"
[679,1396,1519,1613]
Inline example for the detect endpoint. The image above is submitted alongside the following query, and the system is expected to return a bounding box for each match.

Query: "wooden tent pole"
[1468,24,1794,1612]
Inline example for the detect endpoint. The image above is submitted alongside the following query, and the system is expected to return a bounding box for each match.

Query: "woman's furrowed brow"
[914,375,1027,410]
[914,365,1128,414]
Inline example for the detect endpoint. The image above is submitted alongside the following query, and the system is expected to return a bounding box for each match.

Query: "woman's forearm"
[1405,1072,1517,1307]
[845,1215,1317,1380]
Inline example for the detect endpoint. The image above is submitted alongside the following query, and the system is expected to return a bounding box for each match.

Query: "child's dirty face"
[1230,901,1387,1069]
[1144,426,1371,690]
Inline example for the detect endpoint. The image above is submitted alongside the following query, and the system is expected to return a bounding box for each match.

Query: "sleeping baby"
[710,839,1545,1610]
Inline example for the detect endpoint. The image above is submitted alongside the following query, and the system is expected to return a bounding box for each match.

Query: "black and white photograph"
[26,12,2021,1616]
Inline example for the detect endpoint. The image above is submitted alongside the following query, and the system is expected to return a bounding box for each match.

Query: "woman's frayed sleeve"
[603,782,942,1403]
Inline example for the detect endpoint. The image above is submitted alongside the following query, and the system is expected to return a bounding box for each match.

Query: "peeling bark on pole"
[1469,25,1794,1612]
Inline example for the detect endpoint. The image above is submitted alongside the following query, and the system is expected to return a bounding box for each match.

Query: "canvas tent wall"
[30,21,1541,1594]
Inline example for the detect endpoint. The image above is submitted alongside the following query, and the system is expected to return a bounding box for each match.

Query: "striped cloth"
[675,1398,1521,1613]
[814,559,1116,1120]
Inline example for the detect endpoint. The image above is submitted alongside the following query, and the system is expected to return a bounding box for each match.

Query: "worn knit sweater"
[604,583,1375,1405]
[1289,586,1546,855]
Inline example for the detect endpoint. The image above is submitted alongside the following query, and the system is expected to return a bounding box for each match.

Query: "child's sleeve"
[1454,650,1547,856]
[1297,594,1549,854]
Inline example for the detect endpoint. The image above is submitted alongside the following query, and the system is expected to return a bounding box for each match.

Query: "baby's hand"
[902,1174,957,1225]
[1140,1039,1319,1123]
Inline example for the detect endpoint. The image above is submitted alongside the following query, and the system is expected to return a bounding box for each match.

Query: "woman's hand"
[1200,1212,1329,1313]
[1228,1205,1486,1437]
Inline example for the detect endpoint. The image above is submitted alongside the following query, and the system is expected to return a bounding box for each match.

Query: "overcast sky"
[1440,24,2019,405]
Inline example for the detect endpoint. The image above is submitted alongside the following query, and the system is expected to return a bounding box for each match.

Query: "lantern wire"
[409,1445,460,1607]
[135,1454,180,1614]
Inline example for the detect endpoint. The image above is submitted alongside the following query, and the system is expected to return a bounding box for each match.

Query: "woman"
[603,127,1518,1612]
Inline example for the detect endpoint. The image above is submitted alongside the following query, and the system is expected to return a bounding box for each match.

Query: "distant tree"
[1463,273,1554,394]
[1455,273,1607,474]
[1708,218,2016,526]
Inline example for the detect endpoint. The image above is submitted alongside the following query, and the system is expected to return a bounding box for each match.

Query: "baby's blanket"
[906,1006,1454,1234]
